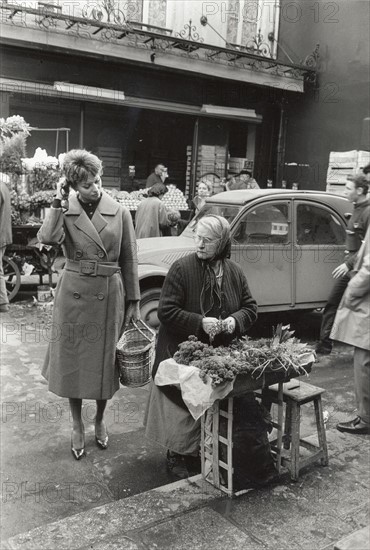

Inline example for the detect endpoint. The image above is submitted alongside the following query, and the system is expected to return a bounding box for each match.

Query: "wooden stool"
[201,383,285,496]
[262,380,329,481]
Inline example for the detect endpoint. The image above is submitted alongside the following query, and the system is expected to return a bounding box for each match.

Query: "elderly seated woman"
[144,215,260,479]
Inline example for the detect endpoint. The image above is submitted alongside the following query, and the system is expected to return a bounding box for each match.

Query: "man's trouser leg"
[0,247,9,307]
[354,347,370,425]
[319,274,350,350]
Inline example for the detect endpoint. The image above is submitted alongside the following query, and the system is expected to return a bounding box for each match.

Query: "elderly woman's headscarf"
[148,182,168,197]
[197,215,231,260]
[196,215,232,317]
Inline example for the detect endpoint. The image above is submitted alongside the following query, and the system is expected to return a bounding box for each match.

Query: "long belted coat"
[331,226,370,351]
[38,192,140,399]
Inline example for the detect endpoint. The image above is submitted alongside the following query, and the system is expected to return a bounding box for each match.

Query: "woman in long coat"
[145,215,258,477]
[135,182,170,238]
[331,226,370,434]
[38,150,140,459]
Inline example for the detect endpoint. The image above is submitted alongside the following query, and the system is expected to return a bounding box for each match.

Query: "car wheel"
[140,288,161,332]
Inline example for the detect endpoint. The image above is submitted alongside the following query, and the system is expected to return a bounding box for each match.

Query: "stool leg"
[283,402,292,450]
[314,396,329,466]
[212,402,220,489]
[275,382,284,474]
[290,402,301,481]
[227,397,233,495]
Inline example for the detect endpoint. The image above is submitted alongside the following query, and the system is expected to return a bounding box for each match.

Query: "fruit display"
[162,185,189,210]
[115,189,147,210]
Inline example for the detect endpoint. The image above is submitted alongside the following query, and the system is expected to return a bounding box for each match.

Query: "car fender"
[138,263,169,282]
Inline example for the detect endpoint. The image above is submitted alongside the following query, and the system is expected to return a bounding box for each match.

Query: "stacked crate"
[229,157,254,174]
[185,145,228,195]
[97,147,122,189]
[326,150,370,194]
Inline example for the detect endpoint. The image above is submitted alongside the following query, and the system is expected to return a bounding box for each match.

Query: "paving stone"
[137,507,253,550]
[5,477,221,550]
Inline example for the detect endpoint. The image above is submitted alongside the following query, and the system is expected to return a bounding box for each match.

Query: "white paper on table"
[155,358,234,421]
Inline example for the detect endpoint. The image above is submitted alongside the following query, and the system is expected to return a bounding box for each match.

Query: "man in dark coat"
[316,175,370,354]
[145,164,166,188]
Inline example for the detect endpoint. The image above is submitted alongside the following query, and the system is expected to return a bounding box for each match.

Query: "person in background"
[0,173,12,313]
[146,164,166,188]
[190,180,213,217]
[331,226,370,434]
[38,149,140,460]
[135,182,171,238]
[315,175,370,354]
[144,215,258,479]
[226,170,260,191]
[363,163,370,182]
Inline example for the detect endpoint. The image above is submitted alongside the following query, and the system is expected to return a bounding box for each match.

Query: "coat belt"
[65,259,121,277]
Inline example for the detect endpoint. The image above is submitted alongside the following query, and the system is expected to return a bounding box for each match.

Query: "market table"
[5,224,60,300]
[200,367,312,496]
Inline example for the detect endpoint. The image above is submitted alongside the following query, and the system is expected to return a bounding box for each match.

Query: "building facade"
[0,0,319,194]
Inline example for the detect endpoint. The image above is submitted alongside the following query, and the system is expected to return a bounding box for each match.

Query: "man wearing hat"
[315,174,370,355]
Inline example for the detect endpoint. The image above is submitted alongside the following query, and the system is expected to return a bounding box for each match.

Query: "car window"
[182,204,242,237]
[296,204,346,245]
[233,203,289,244]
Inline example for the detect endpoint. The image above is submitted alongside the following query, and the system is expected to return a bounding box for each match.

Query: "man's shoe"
[315,342,332,355]
[336,416,370,435]
[166,450,189,479]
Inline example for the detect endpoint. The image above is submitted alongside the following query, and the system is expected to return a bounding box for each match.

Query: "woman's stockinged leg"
[69,398,84,450]
[95,400,108,448]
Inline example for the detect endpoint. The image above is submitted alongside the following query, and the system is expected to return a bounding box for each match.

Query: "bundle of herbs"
[173,325,313,387]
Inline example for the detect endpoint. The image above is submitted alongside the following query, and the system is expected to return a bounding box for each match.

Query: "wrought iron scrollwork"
[175,20,204,43]
[304,43,320,70]
[245,29,272,57]
[0,2,317,84]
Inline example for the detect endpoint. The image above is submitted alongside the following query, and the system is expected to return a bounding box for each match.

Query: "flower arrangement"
[0,115,31,138]
[174,325,313,387]
[0,133,27,175]
[29,190,55,207]
[9,189,32,224]
[23,148,62,194]
[0,116,30,176]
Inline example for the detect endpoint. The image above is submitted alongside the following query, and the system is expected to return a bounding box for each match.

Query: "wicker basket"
[116,320,156,387]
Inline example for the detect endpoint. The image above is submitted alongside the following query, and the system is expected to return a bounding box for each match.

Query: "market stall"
[0,116,65,301]
[154,325,319,496]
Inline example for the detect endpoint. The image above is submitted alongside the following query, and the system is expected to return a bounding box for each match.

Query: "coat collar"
[65,191,119,216]
[64,192,119,253]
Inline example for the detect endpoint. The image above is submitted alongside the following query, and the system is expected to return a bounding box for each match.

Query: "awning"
[0,78,263,123]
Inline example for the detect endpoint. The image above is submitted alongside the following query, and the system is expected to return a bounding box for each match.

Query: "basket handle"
[130,319,155,342]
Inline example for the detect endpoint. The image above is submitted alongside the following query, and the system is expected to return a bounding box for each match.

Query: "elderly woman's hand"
[202,317,222,336]
[222,316,236,334]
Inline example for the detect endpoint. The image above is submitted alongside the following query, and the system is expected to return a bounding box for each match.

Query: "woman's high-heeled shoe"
[95,422,108,450]
[71,429,85,460]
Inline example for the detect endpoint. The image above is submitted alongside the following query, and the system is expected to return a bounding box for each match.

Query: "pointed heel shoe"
[95,422,109,450]
[95,434,109,450]
[71,428,85,460]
